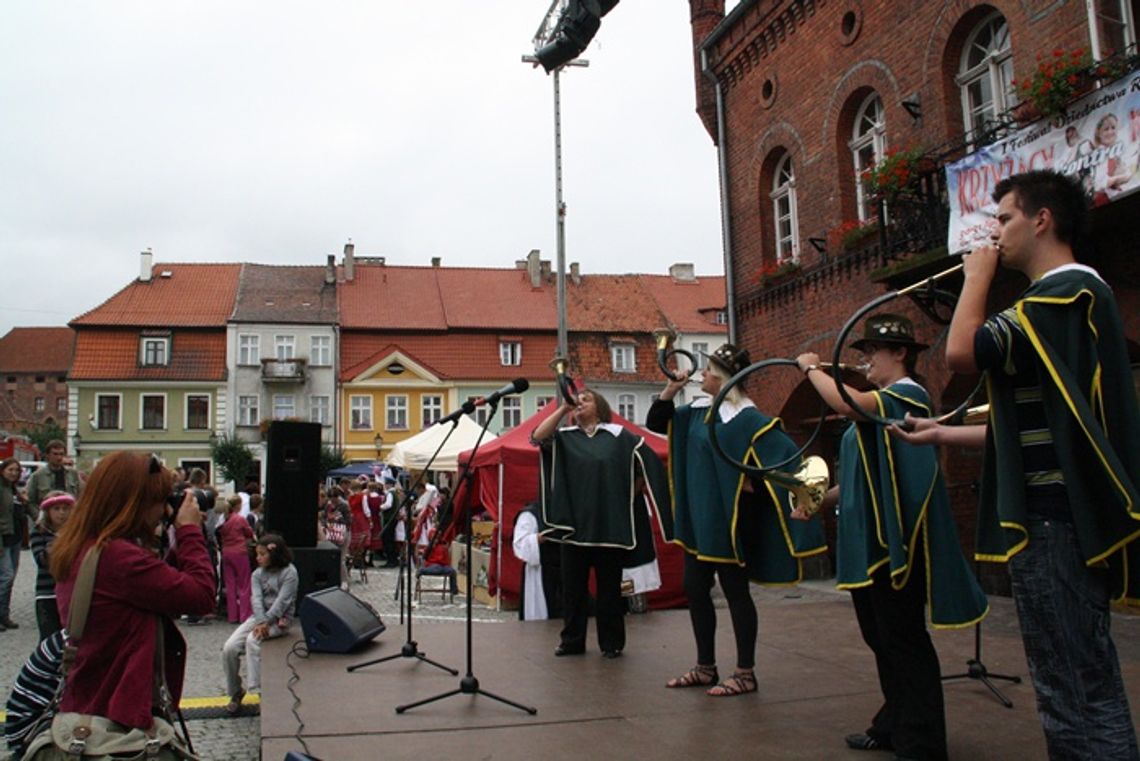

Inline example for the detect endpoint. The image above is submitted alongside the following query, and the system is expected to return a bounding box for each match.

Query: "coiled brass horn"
[786,455,831,517]
[548,355,580,406]
[653,328,699,382]
[829,259,983,429]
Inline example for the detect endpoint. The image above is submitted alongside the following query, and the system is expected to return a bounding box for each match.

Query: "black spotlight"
[535,0,619,73]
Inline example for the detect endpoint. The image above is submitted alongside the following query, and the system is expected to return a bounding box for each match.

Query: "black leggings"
[683,553,757,670]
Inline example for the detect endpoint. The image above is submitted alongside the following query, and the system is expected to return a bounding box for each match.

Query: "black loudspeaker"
[265,420,321,548]
[292,545,343,610]
[299,587,385,654]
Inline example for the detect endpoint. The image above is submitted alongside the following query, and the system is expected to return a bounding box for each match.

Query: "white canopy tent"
[385,415,497,472]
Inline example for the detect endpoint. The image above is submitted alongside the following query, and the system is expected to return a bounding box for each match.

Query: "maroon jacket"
[55,524,215,729]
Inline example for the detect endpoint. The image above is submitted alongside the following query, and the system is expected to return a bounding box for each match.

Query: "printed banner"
[946,72,1140,253]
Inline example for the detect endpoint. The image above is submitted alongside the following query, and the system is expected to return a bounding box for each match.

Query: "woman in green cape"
[797,313,986,761]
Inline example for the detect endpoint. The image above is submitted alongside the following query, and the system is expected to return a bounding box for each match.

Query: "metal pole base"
[345,639,458,676]
[396,673,537,715]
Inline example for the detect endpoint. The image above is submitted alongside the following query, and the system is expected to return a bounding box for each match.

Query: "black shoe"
[554,644,585,657]
[1,618,18,629]
[601,649,623,659]
[844,733,893,752]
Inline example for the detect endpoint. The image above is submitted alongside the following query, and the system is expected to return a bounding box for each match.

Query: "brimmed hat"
[707,343,751,376]
[850,313,928,352]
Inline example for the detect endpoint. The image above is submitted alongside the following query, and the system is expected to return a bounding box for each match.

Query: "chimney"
[139,248,153,282]
[344,241,355,282]
[325,254,336,284]
[669,262,696,282]
[431,256,441,267]
[540,259,552,280]
[526,249,542,288]
[570,262,581,285]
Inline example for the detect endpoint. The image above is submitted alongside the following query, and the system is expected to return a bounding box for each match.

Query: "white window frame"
[617,393,636,421]
[421,395,443,426]
[274,334,295,361]
[310,335,332,367]
[310,395,331,426]
[140,336,170,367]
[611,345,636,373]
[501,396,522,429]
[350,395,373,430]
[184,394,211,431]
[690,342,710,370]
[95,393,122,430]
[1088,0,1138,60]
[467,395,490,428]
[139,393,167,431]
[272,394,295,420]
[238,395,260,427]
[715,311,728,325]
[238,334,260,366]
[56,397,67,412]
[535,395,555,411]
[34,397,45,412]
[956,11,1015,142]
[770,152,799,262]
[850,92,886,222]
[386,395,409,430]
[499,341,522,366]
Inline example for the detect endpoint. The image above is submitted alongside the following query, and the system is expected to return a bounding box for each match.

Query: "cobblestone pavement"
[0,551,520,761]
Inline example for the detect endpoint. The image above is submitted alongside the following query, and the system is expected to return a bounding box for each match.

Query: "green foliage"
[210,432,255,485]
[319,444,348,480]
[20,421,67,456]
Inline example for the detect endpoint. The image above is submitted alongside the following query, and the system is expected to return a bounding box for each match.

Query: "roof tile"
[0,327,75,372]
[69,330,227,381]
[70,264,241,327]
[232,264,338,324]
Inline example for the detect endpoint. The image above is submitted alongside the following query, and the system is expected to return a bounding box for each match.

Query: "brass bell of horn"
[548,355,579,406]
[784,456,831,517]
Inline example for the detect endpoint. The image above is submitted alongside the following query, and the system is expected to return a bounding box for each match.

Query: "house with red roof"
[0,327,76,434]
[67,252,240,476]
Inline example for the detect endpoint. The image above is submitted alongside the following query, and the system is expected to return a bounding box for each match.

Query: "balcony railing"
[261,357,307,383]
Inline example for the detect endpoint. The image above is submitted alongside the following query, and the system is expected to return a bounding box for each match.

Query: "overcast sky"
[0,1,726,337]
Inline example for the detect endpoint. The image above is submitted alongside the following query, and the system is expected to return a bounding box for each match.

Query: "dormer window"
[140,335,170,367]
[611,344,636,373]
[499,340,522,366]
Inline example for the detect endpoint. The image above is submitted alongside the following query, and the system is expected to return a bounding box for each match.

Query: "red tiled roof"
[435,268,558,329]
[341,331,559,381]
[337,266,447,330]
[638,274,727,334]
[232,264,338,324]
[70,264,241,327]
[564,274,665,332]
[0,327,75,372]
[68,329,228,381]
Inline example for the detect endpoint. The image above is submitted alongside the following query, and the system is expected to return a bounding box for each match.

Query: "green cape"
[837,382,989,628]
[666,401,826,584]
[978,267,1140,602]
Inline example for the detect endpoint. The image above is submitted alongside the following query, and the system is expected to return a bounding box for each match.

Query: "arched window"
[850,93,885,222]
[957,12,1014,141]
[770,153,799,262]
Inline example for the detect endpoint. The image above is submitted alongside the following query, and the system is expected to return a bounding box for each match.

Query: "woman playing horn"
[797,314,987,760]
[646,343,827,697]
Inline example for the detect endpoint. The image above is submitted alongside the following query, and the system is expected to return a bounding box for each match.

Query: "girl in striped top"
[30,491,73,641]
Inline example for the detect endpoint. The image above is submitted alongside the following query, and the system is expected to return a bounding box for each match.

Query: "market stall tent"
[387,414,497,472]
[456,399,685,611]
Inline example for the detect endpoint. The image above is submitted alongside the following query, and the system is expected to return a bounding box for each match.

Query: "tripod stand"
[346,424,459,678]
[397,398,537,715]
[941,605,1021,707]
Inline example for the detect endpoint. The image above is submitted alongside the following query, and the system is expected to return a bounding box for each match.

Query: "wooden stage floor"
[260,591,1140,760]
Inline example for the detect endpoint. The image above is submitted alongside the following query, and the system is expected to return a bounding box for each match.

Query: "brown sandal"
[666,664,718,688]
[707,669,757,697]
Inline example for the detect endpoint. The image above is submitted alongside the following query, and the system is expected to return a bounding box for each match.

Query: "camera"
[167,485,211,512]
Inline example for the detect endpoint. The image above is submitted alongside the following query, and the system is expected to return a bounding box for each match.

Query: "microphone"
[480,377,530,407]
[435,399,477,426]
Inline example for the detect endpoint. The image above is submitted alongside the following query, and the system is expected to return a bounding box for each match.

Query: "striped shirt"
[29,527,57,601]
[4,630,66,755]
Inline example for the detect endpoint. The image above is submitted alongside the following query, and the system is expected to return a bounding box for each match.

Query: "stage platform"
[260,591,1140,760]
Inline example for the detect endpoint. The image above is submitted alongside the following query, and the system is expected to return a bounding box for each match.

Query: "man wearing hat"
[648,343,827,697]
[798,316,987,761]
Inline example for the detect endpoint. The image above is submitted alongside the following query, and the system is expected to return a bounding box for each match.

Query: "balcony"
[261,357,307,383]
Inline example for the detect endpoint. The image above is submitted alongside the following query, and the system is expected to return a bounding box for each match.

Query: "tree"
[21,421,67,456]
[319,444,348,481]
[210,433,255,486]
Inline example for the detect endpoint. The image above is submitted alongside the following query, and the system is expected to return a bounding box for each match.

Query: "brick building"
[688,0,1140,577]
[0,327,75,434]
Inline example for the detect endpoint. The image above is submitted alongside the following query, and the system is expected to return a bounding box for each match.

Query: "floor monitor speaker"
[299,586,385,654]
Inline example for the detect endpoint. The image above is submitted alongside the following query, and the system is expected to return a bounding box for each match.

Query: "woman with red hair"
[49,451,215,734]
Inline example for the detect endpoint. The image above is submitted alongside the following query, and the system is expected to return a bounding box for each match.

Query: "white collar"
[892,376,922,389]
[1038,262,1105,284]
[690,395,756,423]
[564,422,623,437]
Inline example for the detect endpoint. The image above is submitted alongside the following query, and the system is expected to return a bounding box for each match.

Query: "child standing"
[29,491,73,640]
[218,494,254,623]
[221,534,298,714]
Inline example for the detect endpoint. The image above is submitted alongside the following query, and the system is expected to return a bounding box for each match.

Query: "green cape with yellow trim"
[540,426,669,570]
[666,401,826,584]
[978,267,1140,602]
[836,383,989,628]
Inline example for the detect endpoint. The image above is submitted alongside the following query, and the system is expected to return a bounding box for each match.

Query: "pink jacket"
[55,525,215,729]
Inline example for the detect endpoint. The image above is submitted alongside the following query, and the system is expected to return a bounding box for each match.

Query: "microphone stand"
[346,420,460,678]
[397,398,537,715]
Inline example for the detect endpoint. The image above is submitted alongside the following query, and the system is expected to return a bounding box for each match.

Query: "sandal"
[706,669,757,697]
[666,664,718,688]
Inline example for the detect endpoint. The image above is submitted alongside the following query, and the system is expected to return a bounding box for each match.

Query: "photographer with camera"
[41,452,215,749]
